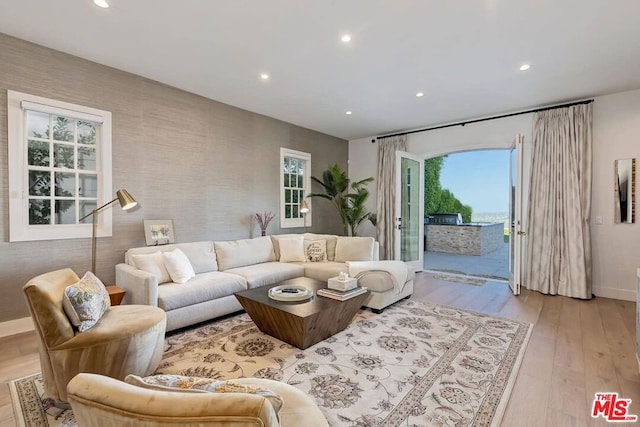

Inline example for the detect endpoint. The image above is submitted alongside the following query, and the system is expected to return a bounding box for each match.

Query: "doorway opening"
[423,150,510,282]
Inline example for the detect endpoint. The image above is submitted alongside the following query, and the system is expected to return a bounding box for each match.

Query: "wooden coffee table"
[234,277,369,349]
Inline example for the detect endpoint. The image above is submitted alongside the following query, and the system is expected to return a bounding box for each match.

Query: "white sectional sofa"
[116,233,414,332]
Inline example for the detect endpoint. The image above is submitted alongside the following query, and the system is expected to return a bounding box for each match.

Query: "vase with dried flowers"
[255,211,275,236]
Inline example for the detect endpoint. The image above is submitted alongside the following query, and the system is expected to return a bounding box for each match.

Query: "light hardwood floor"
[1,272,638,426]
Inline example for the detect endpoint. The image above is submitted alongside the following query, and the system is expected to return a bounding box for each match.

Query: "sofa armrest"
[115,263,159,307]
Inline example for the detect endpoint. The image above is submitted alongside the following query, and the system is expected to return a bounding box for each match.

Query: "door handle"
[517,231,527,235]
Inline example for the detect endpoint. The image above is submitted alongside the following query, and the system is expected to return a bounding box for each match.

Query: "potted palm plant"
[308,163,374,236]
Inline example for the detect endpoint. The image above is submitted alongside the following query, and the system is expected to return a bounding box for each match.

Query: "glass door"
[509,134,525,295]
[394,152,424,271]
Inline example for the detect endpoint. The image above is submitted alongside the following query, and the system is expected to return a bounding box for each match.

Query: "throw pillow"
[162,248,196,283]
[304,233,338,261]
[125,374,283,415]
[270,234,301,261]
[62,271,110,332]
[278,236,306,262]
[304,239,327,262]
[131,251,171,284]
[334,236,375,262]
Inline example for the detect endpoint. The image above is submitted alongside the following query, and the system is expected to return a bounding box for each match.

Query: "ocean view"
[472,212,509,230]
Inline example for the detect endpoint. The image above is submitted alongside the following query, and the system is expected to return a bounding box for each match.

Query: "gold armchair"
[23,268,167,402]
[67,373,329,427]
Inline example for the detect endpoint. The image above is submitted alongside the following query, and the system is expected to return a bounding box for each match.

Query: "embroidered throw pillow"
[278,236,305,262]
[304,239,327,262]
[131,251,172,284]
[62,271,110,332]
[162,248,196,283]
[125,374,283,415]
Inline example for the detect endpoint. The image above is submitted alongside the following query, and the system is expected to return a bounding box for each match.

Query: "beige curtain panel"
[376,135,407,260]
[526,104,593,299]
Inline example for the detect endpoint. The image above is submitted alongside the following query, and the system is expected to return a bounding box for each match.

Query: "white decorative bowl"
[268,284,313,302]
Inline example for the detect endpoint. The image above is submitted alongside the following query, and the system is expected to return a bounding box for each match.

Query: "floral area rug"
[10,299,531,427]
[9,373,74,427]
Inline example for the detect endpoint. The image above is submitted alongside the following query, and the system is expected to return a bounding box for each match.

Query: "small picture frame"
[143,219,175,246]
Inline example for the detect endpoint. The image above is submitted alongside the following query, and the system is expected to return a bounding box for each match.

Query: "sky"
[438,150,510,214]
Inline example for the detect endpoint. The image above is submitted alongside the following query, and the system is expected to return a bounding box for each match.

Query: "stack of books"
[317,286,367,301]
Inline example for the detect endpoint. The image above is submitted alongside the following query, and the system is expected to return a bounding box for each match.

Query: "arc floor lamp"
[79,189,137,273]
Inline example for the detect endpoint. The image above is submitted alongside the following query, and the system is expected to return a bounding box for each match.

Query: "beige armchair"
[67,373,329,427]
[23,268,167,402]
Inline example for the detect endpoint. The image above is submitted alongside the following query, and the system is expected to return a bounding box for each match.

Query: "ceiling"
[2,1,640,140]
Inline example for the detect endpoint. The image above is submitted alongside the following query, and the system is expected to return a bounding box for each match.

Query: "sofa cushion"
[174,242,218,274]
[157,272,247,311]
[270,234,303,261]
[334,236,375,262]
[278,236,306,262]
[131,251,172,284]
[303,262,348,282]
[126,241,218,274]
[214,236,276,271]
[303,233,338,261]
[163,248,196,284]
[225,262,304,289]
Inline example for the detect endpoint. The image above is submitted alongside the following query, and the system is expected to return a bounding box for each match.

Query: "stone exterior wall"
[426,223,504,255]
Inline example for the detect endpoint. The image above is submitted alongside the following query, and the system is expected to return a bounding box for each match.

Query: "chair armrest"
[115,263,159,307]
[67,373,280,426]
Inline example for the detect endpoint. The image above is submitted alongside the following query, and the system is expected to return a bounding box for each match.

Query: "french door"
[509,134,526,295]
[394,152,424,271]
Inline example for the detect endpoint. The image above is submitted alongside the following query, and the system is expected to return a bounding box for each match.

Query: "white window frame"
[7,90,112,242]
[280,148,311,228]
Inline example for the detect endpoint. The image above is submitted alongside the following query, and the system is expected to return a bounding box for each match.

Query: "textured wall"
[0,33,348,322]
[590,89,640,301]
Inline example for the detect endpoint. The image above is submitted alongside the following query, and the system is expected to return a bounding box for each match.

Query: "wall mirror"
[614,158,636,224]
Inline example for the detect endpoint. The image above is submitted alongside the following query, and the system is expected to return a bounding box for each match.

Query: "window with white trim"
[8,91,112,242]
[280,148,311,228]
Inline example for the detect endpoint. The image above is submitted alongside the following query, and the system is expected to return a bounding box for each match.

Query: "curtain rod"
[374,98,594,140]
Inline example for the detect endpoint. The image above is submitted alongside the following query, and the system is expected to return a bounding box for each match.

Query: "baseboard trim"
[592,286,636,302]
[0,317,34,338]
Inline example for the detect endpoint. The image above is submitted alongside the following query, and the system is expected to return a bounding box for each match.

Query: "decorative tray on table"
[268,285,313,302]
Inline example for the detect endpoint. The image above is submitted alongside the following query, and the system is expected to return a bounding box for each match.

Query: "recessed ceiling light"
[519,64,531,71]
[93,0,109,8]
[341,34,352,43]
[416,92,424,97]
[260,73,270,80]
[346,111,352,115]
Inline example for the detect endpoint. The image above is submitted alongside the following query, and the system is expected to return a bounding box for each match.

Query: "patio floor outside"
[423,242,509,281]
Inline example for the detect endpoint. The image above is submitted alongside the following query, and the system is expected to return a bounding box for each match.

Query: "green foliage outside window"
[28,116,97,225]
[424,156,473,223]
